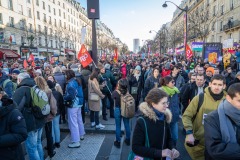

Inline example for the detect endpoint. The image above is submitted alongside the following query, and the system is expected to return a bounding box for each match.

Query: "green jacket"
[98,70,115,94]
[182,87,226,146]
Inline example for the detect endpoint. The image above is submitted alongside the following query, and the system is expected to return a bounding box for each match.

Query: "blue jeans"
[114,107,131,142]
[25,128,44,160]
[52,115,60,143]
[170,122,178,145]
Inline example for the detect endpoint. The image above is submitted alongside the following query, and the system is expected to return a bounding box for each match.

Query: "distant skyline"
[78,0,182,51]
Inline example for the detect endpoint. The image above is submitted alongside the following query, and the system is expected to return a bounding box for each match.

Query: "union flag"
[78,44,93,68]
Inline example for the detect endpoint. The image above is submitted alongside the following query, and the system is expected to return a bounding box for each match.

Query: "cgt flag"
[78,44,93,68]
[113,48,118,62]
[23,60,28,69]
[186,44,193,59]
[28,53,34,62]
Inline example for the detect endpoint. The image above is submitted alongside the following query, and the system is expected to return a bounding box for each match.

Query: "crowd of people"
[0,53,240,160]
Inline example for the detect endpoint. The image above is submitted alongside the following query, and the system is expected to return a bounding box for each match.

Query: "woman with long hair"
[47,75,63,95]
[132,88,180,159]
[112,78,131,148]
[88,68,105,129]
[64,70,85,148]
[159,76,180,147]
[34,76,57,158]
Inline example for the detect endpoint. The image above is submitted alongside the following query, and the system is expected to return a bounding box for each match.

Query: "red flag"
[50,57,55,64]
[78,44,93,68]
[31,61,35,67]
[113,48,118,62]
[28,54,34,62]
[23,60,28,69]
[186,44,193,59]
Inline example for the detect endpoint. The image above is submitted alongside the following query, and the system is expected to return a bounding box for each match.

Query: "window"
[19,4,23,14]
[49,16,51,24]
[48,5,51,12]
[27,0,31,3]
[68,15,70,22]
[0,0,1,6]
[44,26,47,34]
[229,33,232,39]
[230,0,234,10]
[221,5,224,15]
[45,38,48,47]
[59,9,61,17]
[21,36,25,44]
[65,42,68,48]
[9,17,14,27]
[54,19,56,26]
[63,12,65,19]
[58,1,60,6]
[53,8,56,15]
[49,28,52,35]
[20,19,25,30]
[29,23,33,32]
[53,0,55,4]
[42,1,45,10]
[59,20,62,27]
[28,8,32,18]
[39,37,42,46]
[37,11,40,20]
[220,21,223,31]
[219,36,222,43]
[64,22,66,29]
[8,0,13,10]
[211,35,214,42]
[55,41,57,48]
[43,14,46,22]
[38,25,41,32]
[63,3,65,9]
[213,6,216,16]
[50,40,53,47]
[0,13,2,24]
[36,0,39,6]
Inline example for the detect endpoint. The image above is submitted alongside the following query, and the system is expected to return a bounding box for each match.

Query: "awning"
[0,49,20,58]
[67,51,75,56]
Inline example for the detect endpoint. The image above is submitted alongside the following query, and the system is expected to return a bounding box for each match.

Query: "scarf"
[218,100,240,143]
[161,86,180,97]
[152,107,165,121]
[134,72,141,81]
[208,87,224,101]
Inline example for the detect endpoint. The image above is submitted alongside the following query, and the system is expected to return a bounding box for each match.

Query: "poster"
[203,43,222,64]
[192,42,204,52]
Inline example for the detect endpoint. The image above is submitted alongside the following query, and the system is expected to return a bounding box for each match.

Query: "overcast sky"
[78,0,182,51]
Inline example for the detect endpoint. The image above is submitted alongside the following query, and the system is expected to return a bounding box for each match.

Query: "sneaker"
[124,139,130,146]
[91,122,96,128]
[95,124,105,130]
[68,142,80,148]
[80,136,84,141]
[114,141,121,148]
[55,143,60,148]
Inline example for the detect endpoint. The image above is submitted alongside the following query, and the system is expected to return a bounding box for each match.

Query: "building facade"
[133,38,140,53]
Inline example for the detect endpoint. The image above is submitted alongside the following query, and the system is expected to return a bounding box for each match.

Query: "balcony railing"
[223,20,240,31]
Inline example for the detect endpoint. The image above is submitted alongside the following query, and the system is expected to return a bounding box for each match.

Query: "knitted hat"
[135,65,141,71]
[206,67,214,74]
[189,63,195,69]
[104,64,111,70]
[35,69,42,75]
[12,69,20,75]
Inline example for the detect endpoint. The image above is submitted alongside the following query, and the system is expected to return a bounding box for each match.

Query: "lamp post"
[162,1,188,56]
[149,30,161,56]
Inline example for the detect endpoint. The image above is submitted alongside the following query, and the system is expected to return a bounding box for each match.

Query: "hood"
[17,77,36,88]
[0,102,15,118]
[139,102,172,123]
[0,72,9,84]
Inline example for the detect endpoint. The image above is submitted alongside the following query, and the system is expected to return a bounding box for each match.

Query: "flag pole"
[91,60,112,95]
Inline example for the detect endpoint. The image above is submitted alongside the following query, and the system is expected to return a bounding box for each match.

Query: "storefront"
[64,48,76,60]
[0,48,20,59]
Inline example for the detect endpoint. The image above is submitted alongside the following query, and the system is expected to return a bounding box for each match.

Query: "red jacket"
[161,69,171,78]
[121,64,127,78]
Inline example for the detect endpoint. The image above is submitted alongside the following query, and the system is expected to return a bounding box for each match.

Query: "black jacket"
[128,74,143,102]
[13,78,45,132]
[0,100,27,160]
[204,110,240,160]
[143,76,159,100]
[132,102,173,160]
[51,88,64,116]
[227,78,240,90]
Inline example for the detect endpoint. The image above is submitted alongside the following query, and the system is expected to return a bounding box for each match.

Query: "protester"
[204,83,240,159]
[47,75,63,95]
[132,88,179,159]
[182,74,227,160]
[0,71,13,98]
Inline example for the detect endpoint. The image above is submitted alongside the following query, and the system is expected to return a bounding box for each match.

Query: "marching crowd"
[0,53,240,160]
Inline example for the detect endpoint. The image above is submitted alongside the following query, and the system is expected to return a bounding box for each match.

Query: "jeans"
[170,122,178,146]
[90,110,99,125]
[52,115,60,143]
[68,107,85,142]
[25,128,44,160]
[114,107,131,142]
[45,121,54,155]
[102,92,114,117]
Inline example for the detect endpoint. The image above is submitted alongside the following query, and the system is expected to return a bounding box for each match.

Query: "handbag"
[64,100,73,108]
[131,87,138,95]
[128,117,153,160]
[89,92,100,101]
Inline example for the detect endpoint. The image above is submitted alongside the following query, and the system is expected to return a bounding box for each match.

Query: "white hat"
[35,69,42,75]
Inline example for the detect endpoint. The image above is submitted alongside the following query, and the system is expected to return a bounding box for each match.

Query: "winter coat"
[235,51,240,63]
[182,87,226,147]
[88,78,105,111]
[161,69,171,78]
[45,90,57,122]
[0,72,13,98]
[51,88,64,116]
[98,70,115,94]
[0,101,27,160]
[121,63,127,78]
[143,76,159,100]
[227,78,240,90]
[13,78,45,132]
[132,102,173,160]
[204,110,240,160]
[81,69,92,100]
[53,72,66,92]
[171,73,185,90]
[128,74,143,102]
[64,78,84,107]
[224,72,235,86]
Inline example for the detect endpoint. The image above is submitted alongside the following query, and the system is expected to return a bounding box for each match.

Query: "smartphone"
[186,139,199,147]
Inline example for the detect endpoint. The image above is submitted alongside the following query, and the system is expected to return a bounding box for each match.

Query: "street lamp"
[162,1,188,56]
[149,30,161,56]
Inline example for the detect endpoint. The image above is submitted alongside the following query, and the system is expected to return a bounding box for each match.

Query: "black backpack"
[112,67,121,80]
[191,93,204,122]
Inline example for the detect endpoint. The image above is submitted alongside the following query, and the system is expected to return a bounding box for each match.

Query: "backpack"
[112,67,121,80]
[30,85,51,119]
[120,92,135,118]
[191,93,204,122]
[3,79,17,92]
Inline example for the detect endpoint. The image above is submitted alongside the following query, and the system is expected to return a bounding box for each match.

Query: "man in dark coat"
[0,94,27,160]
[13,72,45,160]
[204,83,240,159]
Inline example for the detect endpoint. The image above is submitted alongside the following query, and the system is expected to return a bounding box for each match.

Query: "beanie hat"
[12,69,20,75]
[135,65,141,71]
[104,64,111,70]
[165,62,171,70]
[35,69,42,75]
[206,67,214,74]
[190,63,195,69]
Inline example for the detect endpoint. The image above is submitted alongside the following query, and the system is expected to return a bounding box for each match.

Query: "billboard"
[203,43,222,64]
